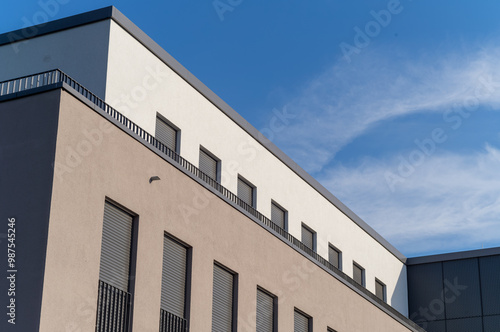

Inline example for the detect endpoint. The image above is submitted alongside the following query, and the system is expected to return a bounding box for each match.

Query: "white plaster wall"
[104,20,408,316]
[0,21,111,98]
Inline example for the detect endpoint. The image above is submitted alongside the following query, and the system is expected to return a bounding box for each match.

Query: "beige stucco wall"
[40,90,414,331]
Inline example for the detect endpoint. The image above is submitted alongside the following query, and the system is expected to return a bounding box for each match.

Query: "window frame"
[212,261,238,332]
[352,261,366,287]
[256,286,278,332]
[199,146,221,182]
[301,222,317,252]
[156,113,181,153]
[237,175,257,209]
[375,278,387,303]
[270,200,288,231]
[328,243,342,271]
[294,307,313,332]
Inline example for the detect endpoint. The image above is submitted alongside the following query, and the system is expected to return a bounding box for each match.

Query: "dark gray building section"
[0,90,61,331]
[407,248,500,332]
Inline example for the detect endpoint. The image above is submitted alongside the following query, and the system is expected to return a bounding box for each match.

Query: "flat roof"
[407,246,500,265]
[0,6,407,262]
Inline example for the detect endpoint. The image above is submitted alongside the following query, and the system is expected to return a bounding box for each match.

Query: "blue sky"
[2,0,500,257]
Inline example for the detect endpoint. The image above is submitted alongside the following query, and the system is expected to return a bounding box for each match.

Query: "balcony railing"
[96,280,131,332]
[0,70,415,327]
[159,309,188,332]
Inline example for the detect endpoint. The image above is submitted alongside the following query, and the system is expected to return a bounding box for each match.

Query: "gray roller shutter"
[212,264,234,332]
[237,177,254,207]
[301,225,314,251]
[156,117,178,152]
[256,289,274,332]
[271,203,285,229]
[161,235,188,318]
[353,263,364,286]
[375,279,385,302]
[328,246,340,269]
[99,202,133,292]
[294,310,309,332]
[199,149,218,180]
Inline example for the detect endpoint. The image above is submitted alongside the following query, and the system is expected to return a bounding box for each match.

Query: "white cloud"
[273,45,500,174]
[318,145,500,256]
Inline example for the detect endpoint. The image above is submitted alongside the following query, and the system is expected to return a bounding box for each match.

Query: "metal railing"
[159,309,188,332]
[0,70,397,317]
[96,280,131,332]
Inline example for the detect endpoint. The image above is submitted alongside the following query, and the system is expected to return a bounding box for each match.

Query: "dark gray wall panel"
[446,317,482,332]
[422,320,445,332]
[407,263,445,321]
[443,259,481,319]
[483,315,500,332]
[0,90,61,331]
[480,255,500,316]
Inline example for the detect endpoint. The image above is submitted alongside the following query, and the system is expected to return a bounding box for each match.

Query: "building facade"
[0,6,497,332]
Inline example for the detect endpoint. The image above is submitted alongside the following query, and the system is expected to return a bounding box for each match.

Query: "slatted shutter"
[161,235,188,318]
[294,310,309,332]
[237,177,254,207]
[271,203,286,229]
[301,225,314,251]
[375,279,385,302]
[328,245,340,269]
[212,264,235,332]
[156,116,178,152]
[99,202,133,291]
[256,289,274,332]
[353,263,364,286]
[199,149,218,181]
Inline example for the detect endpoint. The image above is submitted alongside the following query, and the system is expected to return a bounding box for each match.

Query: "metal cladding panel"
[445,317,482,332]
[479,255,500,316]
[353,264,363,286]
[99,202,133,292]
[483,315,500,332]
[407,262,445,321]
[161,236,188,318]
[156,117,177,152]
[301,226,314,250]
[256,289,274,332]
[422,320,445,332]
[328,246,339,269]
[443,258,482,319]
[375,280,385,301]
[237,178,254,207]
[199,149,218,180]
[271,203,285,229]
[294,310,309,332]
[212,264,234,332]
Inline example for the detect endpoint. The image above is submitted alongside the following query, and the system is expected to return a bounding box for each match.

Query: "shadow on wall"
[391,265,409,317]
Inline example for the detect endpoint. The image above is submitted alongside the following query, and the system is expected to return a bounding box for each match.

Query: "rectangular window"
[375,279,386,303]
[301,223,316,252]
[199,147,220,182]
[271,201,287,230]
[328,244,342,270]
[294,309,311,332]
[96,201,136,332]
[212,263,237,332]
[156,115,179,153]
[159,234,190,331]
[237,176,256,208]
[327,328,337,332]
[256,288,276,332]
[353,262,365,287]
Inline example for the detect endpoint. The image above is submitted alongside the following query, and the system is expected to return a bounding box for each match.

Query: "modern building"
[0,6,497,332]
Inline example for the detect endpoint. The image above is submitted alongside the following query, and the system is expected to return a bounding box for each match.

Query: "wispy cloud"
[318,145,500,256]
[273,44,500,173]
